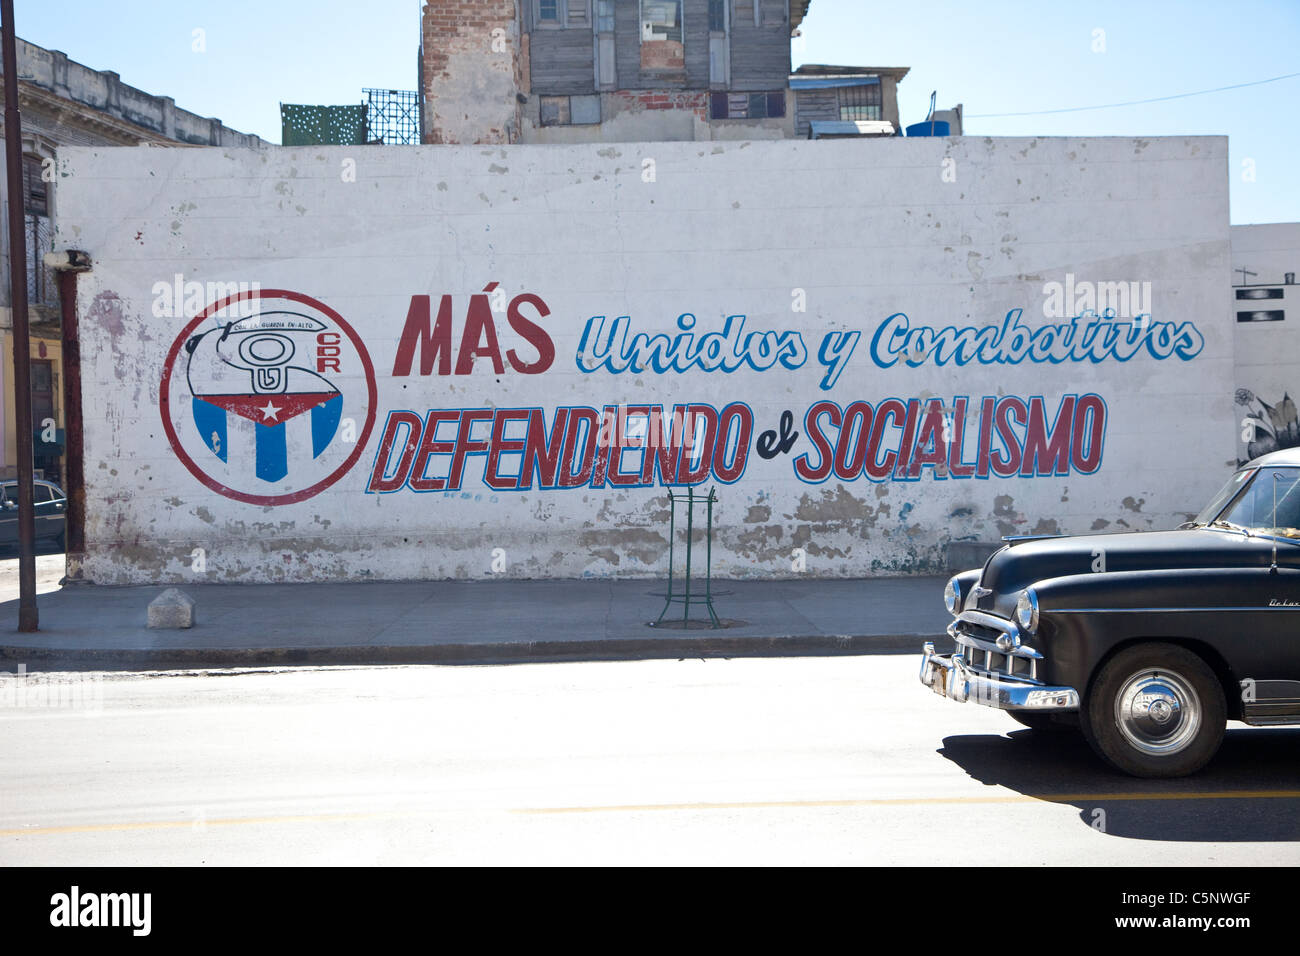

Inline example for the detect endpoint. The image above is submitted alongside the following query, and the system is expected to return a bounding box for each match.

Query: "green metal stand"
[654,486,721,629]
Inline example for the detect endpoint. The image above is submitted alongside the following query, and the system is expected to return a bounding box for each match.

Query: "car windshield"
[1195,466,1300,537]
[1194,469,1254,526]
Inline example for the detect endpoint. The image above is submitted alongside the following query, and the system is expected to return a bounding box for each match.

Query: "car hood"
[972,529,1266,613]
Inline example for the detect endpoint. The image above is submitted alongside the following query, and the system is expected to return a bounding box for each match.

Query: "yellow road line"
[4,790,1300,835]
[515,790,1300,814]
[0,810,412,837]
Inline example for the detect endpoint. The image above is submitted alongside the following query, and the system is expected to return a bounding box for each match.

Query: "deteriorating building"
[788,63,909,138]
[421,0,814,143]
[0,31,263,484]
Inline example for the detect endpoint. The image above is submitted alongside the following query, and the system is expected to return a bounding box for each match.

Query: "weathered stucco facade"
[0,32,263,484]
[1232,222,1300,465]
[421,1,524,144]
[56,135,1232,584]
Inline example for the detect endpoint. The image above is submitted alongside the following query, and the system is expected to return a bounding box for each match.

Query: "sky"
[11,0,1300,224]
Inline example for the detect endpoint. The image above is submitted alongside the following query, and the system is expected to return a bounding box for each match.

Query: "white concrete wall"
[56,136,1232,584]
[1231,223,1300,465]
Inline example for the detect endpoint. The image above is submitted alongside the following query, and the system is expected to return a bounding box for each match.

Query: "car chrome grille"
[965,649,1036,680]
[951,619,1039,682]
[958,619,1003,644]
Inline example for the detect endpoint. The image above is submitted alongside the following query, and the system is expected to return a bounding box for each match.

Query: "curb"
[0,633,939,671]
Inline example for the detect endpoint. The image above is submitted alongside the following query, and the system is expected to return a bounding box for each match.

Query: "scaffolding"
[363,89,420,145]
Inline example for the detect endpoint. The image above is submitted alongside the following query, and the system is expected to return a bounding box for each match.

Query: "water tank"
[905,120,950,137]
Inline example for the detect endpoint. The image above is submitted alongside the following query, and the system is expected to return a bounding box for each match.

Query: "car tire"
[1081,643,1226,778]
[1008,711,1077,733]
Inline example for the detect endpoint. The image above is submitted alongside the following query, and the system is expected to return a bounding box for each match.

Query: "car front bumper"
[919,641,1079,711]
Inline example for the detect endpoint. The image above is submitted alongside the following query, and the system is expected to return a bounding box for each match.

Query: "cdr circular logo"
[160,289,377,505]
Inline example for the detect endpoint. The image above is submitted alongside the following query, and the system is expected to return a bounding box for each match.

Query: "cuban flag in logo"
[191,391,342,482]
[184,311,344,484]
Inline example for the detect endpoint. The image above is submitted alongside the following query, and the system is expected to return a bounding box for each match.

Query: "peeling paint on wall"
[58,137,1234,583]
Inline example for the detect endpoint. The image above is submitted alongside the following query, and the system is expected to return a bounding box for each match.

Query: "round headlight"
[1015,589,1039,632]
[944,577,961,614]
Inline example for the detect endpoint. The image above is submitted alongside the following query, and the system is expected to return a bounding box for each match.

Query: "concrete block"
[148,588,195,629]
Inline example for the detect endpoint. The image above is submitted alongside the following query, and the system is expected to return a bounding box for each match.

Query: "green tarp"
[280,103,368,146]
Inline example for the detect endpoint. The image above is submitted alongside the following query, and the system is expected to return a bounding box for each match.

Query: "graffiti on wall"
[161,286,1206,505]
[1237,388,1299,465]
[364,394,1108,493]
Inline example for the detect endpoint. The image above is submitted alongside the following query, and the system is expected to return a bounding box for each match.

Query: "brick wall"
[611,89,710,119]
[421,0,522,144]
[639,40,685,73]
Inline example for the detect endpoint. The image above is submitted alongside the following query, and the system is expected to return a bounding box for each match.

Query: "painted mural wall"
[1231,222,1300,466]
[56,136,1233,583]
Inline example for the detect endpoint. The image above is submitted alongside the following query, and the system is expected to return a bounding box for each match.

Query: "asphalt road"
[0,551,67,597]
[3,656,1298,865]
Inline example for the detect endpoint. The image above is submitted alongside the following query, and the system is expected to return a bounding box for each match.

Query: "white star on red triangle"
[259,400,282,422]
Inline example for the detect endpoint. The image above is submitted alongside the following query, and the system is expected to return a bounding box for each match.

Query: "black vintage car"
[921,449,1300,777]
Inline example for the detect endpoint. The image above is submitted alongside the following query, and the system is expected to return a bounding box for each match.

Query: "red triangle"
[198,392,338,424]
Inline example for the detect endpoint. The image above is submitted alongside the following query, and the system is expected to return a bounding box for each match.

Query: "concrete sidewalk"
[0,574,949,670]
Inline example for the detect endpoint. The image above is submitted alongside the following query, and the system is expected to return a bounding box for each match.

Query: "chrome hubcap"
[1115,669,1201,755]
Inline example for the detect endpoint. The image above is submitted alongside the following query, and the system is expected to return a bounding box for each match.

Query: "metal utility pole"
[2,0,38,631]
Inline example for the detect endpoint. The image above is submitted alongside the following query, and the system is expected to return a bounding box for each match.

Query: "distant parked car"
[0,479,66,551]
[921,449,1300,778]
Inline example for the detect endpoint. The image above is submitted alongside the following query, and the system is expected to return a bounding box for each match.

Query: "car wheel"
[1081,643,1225,778]
[1008,711,1077,733]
